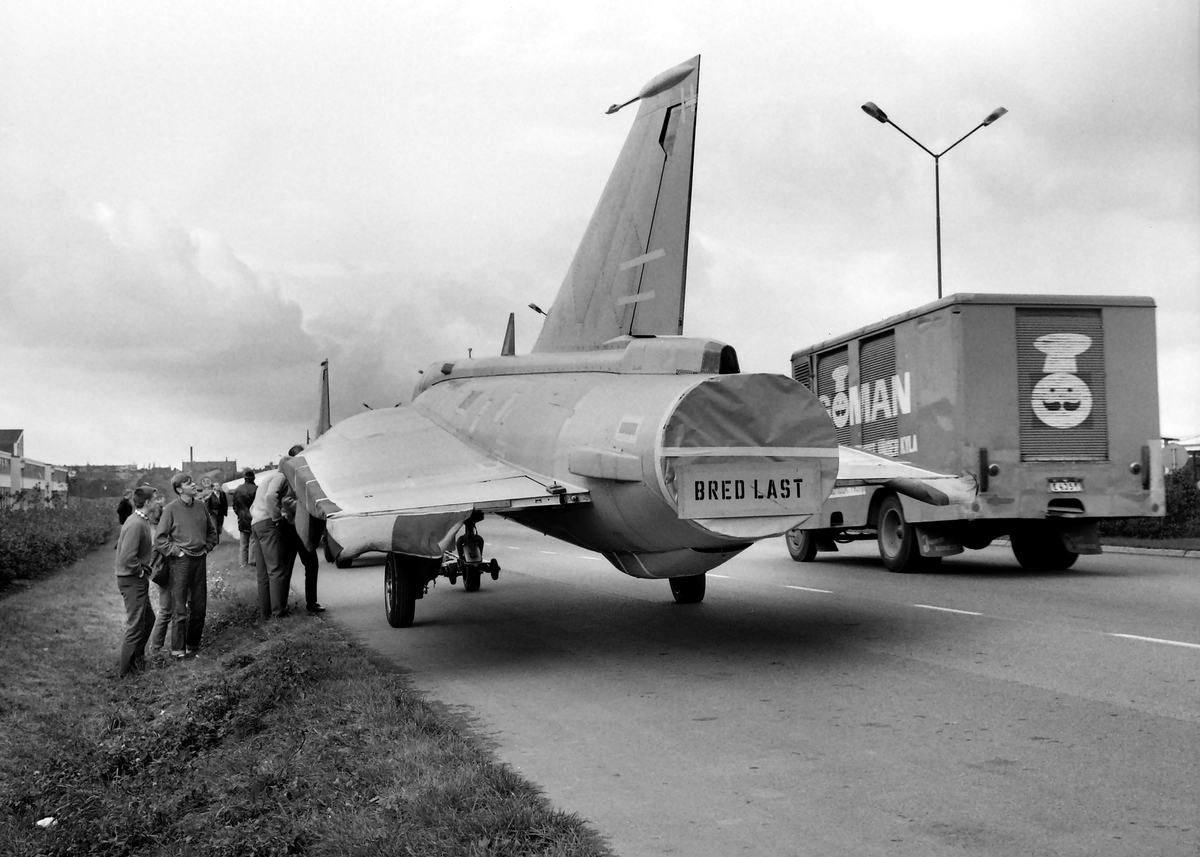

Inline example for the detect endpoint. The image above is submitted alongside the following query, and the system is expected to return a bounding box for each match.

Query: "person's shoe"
[185,647,200,657]
[170,650,186,660]
[306,604,326,614]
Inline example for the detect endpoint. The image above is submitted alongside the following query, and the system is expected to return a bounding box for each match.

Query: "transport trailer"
[786,293,1165,572]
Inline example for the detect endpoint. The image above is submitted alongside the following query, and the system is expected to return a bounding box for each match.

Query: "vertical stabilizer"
[501,312,516,356]
[315,359,332,438]
[533,56,700,353]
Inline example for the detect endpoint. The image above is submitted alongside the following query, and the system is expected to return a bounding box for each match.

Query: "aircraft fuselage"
[414,336,839,578]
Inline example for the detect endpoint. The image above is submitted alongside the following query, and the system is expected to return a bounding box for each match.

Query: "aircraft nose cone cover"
[659,374,839,539]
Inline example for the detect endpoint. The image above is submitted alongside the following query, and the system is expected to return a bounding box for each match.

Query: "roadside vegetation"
[0,498,114,591]
[1099,467,1200,549]
[0,538,612,856]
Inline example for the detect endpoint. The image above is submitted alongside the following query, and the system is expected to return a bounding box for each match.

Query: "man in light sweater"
[155,472,218,658]
[249,467,290,618]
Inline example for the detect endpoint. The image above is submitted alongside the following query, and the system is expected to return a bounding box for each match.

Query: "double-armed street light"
[861,101,1007,299]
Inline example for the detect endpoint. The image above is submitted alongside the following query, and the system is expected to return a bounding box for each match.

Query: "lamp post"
[861,102,1007,299]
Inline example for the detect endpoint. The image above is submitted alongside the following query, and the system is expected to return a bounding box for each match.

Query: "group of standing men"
[112,454,321,679]
[113,473,219,677]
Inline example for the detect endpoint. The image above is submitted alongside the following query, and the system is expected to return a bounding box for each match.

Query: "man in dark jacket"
[232,469,257,568]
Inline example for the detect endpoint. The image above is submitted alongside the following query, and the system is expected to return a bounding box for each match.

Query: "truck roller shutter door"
[815,348,853,446]
[860,331,899,457]
[1016,309,1108,461]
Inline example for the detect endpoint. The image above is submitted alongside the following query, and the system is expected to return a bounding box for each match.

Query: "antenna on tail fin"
[501,313,516,356]
[315,359,332,438]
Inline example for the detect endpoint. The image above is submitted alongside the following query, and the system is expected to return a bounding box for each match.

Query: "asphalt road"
[315,521,1198,857]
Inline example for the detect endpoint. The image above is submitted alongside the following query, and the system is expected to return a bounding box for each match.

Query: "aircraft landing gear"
[440,514,501,592]
[669,573,706,604]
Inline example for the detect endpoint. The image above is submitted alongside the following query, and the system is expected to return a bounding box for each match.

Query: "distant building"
[184,459,239,484]
[0,429,68,508]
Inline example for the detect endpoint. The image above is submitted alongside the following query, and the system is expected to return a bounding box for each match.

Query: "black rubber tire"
[384,552,418,627]
[464,566,482,592]
[785,528,818,562]
[876,494,926,573]
[1011,529,1079,571]
[669,574,706,604]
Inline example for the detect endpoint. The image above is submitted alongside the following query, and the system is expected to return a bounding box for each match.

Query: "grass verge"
[0,540,613,856]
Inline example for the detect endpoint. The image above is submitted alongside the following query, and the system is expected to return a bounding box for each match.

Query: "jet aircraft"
[282,56,970,627]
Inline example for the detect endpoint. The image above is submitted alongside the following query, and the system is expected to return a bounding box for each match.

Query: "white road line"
[786,585,833,594]
[913,604,983,616]
[1110,633,1200,650]
[538,550,557,555]
[709,574,732,579]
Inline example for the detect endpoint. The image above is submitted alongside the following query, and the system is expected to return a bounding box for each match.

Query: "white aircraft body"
[282,56,969,627]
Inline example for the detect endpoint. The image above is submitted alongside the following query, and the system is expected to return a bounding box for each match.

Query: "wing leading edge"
[834,445,979,507]
[282,407,589,560]
[533,56,699,353]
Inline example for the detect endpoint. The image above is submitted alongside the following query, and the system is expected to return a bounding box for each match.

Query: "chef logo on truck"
[1030,333,1093,429]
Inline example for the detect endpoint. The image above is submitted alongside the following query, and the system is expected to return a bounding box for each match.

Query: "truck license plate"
[1048,479,1082,493]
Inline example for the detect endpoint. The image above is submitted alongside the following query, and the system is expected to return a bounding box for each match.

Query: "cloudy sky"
[2,0,1197,469]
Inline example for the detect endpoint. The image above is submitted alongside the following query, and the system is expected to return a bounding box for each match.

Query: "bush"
[0,499,116,590]
[1098,468,1200,539]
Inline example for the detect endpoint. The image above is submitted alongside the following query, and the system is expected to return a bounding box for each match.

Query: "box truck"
[787,294,1165,572]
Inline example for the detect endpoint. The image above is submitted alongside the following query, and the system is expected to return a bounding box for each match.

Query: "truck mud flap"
[1060,521,1102,555]
[914,526,964,558]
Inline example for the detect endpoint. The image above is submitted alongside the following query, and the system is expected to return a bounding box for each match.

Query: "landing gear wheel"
[384,552,418,627]
[1011,529,1079,570]
[785,528,818,562]
[488,558,500,580]
[463,566,482,592]
[877,494,927,574]
[669,574,706,604]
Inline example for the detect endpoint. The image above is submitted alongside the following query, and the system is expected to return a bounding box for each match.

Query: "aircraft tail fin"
[501,312,516,356]
[315,359,332,439]
[533,56,700,353]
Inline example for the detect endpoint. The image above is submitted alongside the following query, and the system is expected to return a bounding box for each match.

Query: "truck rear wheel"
[1011,528,1079,571]
[785,528,818,562]
[877,495,928,573]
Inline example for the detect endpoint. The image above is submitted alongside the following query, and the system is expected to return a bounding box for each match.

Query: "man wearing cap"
[114,486,158,676]
[155,472,218,658]
[232,468,258,568]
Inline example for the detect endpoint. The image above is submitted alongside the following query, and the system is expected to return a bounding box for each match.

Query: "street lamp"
[861,101,1007,299]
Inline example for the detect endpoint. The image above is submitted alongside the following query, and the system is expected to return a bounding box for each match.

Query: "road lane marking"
[914,604,983,616]
[786,585,832,594]
[1109,633,1200,650]
[709,574,732,579]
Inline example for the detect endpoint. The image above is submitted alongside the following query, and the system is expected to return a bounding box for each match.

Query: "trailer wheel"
[785,528,818,562]
[463,566,482,592]
[384,552,419,627]
[877,495,926,573]
[669,574,706,604]
[1011,529,1079,571]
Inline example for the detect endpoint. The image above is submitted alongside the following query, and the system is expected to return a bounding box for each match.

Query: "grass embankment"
[0,540,613,856]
